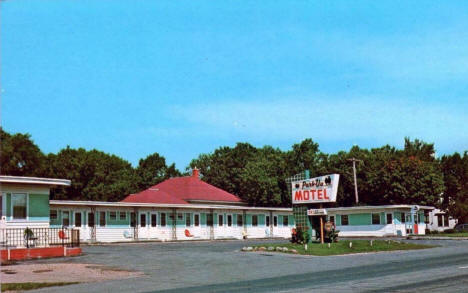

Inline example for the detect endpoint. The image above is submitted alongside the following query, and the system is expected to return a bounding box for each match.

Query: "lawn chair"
[24,228,38,248]
[184,229,200,239]
[58,230,69,240]
[123,230,134,239]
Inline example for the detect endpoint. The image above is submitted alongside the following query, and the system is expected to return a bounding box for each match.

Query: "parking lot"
[16,238,468,292]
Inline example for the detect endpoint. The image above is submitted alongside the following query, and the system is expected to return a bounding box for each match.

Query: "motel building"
[1,170,294,243]
[1,170,440,245]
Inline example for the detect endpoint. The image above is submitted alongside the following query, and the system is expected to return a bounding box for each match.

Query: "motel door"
[139,212,148,239]
[226,214,233,237]
[192,213,201,236]
[88,212,96,241]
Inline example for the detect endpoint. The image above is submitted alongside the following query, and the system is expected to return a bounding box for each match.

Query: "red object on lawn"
[58,230,68,239]
[185,229,194,237]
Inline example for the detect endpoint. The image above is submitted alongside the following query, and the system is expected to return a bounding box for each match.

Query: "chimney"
[192,167,200,179]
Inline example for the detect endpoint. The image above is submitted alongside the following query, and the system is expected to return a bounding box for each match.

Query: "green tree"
[0,128,46,176]
[238,146,287,206]
[46,147,140,201]
[189,142,258,196]
[440,152,468,222]
[285,139,327,177]
[136,153,181,189]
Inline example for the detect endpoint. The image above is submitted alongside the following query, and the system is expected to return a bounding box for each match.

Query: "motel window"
[130,212,136,227]
[341,215,349,226]
[444,215,449,227]
[329,216,335,224]
[161,213,166,227]
[120,212,126,221]
[50,210,58,220]
[140,214,146,227]
[100,211,106,227]
[283,215,289,226]
[252,215,258,227]
[185,213,191,226]
[424,211,429,224]
[178,213,183,221]
[386,213,393,224]
[12,193,27,220]
[151,214,157,227]
[401,213,406,223]
[62,211,70,227]
[194,214,200,227]
[88,212,95,227]
[237,214,243,227]
[273,216,278,227]
[372,213,380,225]
[218,214,224,226]
[266,215,270,227]
[207,214,213,227]
[75,212,82,227]
[110,211,117,221]
[227,215,232,227]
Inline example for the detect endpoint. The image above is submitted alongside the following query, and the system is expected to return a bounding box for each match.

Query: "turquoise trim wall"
[246,214,252,226]
[6,193,11,217]
[28,194,49,218]
[201,213,207,226]
[258,214,265,226]
[336,214,342,226]
[29,217,50,221]
[289,215,295,226]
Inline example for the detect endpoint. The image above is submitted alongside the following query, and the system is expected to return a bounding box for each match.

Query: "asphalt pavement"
[25,238,468,292]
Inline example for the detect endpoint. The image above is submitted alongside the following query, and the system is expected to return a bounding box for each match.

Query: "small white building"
[427,209,457,232]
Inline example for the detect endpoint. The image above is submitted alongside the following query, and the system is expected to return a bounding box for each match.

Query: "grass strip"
[424,232,468,237]
[252,240,435,256]
[2,282,79,291]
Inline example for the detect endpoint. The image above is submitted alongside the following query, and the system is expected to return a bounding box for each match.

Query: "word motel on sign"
[294,189,329,201]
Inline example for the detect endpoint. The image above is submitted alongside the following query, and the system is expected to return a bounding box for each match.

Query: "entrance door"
[192,213,201,238]
[265,215,271,237]
[149,213,158,239]
[139,213,147,239]
[88,212,95,241]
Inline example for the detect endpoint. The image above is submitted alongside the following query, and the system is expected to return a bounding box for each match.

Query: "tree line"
[1,128,467,222]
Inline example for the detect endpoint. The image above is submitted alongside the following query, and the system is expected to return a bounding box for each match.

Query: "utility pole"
[347,158,362,204]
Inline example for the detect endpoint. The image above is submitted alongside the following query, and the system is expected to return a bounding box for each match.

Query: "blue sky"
[2,1,467,169]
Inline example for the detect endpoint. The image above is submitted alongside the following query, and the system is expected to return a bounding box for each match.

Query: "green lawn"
[1,282,79,291]
[252,240,434,256]
[425,232,468,237]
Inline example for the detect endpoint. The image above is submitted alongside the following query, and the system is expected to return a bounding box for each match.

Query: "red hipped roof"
[121,170,243,205]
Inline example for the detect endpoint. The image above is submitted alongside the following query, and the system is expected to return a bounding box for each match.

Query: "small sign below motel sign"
[292,174,340,204]
[307,208,327,216]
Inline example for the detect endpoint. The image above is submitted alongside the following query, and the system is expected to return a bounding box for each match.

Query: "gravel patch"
[1,263,143,284]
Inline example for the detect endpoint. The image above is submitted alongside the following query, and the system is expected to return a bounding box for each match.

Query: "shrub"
[294,227,310,244]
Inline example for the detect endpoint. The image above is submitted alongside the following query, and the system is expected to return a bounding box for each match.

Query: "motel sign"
[292,174,340,204]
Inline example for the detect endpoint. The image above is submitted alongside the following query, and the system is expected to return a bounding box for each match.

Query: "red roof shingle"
[121,173,243,205]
